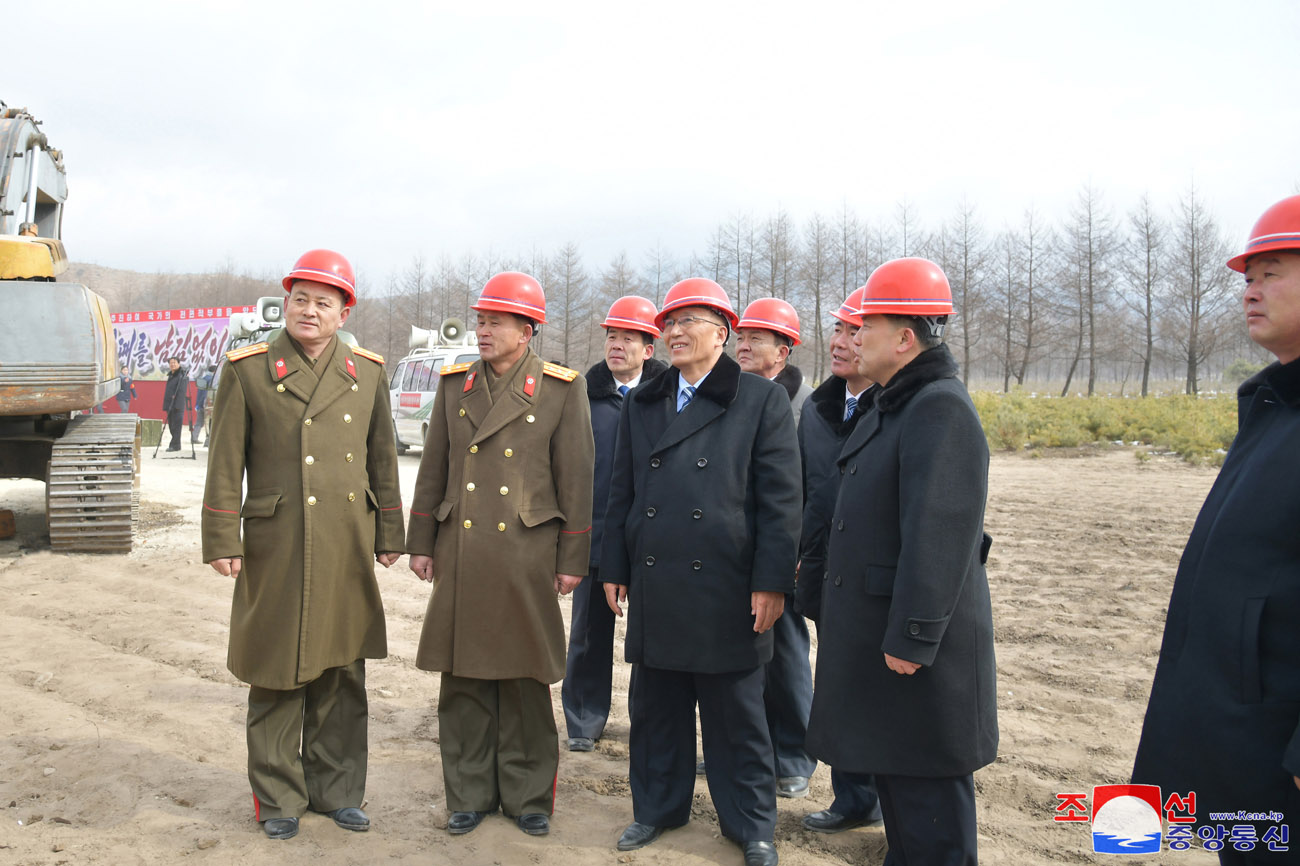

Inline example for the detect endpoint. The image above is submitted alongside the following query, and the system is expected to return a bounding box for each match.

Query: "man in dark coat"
[735,296,815,798]
[795,287,883,833]
[1133,195,1300,865]
[563,296,668,752]
[602,278,800,866]
[162,355,186,450]
[805,258,997,866]
[203,249,405,841]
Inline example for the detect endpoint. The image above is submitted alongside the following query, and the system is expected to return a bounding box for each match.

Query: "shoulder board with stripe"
[543,362,579,382]
[352,346,385,364]
[441,361,474,376]
[225,343,269,362]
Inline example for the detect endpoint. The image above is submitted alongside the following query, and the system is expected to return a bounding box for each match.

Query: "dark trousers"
[763,595,816,778]
[830,767,882,818]
[876,772,978,866]
[438,674,558,816]
[166,408,184,449]
[246,660,368,821]
[629,663,777,843]
[562,568,615,740]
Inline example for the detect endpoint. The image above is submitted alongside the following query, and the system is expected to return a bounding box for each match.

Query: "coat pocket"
[520,507,566,528]
[864,564,895,597]
[364,487,379,512]
[434,499,456,522]
[240,488,282,518]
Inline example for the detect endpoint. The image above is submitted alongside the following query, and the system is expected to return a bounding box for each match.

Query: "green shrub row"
[970,391,1238,465]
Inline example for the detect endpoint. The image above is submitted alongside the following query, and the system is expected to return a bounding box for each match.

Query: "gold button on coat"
[463,519,472,528]
[348,492,355,501]
[466,482,476,491]
[504,448,513,457]
[343,413,352,423]
[305,456,314,465]
[346,453,354,462]
[526,414,535,423]
[459,408,466,417]
[499,486,509,495]
[277,384,285,392]
[304,418,312,425]
[307,496,317,505]
[469,445,478,453]
[497,522,506,531]
[351,383,358,391]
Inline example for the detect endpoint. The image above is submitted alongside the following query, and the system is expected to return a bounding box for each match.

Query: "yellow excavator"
[0,103,140,551]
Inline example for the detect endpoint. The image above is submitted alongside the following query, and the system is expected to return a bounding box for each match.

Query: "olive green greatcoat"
[407,348,594,683]
[202,329,406,690]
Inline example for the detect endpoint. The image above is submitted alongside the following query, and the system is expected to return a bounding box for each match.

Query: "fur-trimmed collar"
[812,375,880,431]
[635,351,742,407]
[586,356,670,400]
[773,364,805,401]
[875,344,960,414]
[1240,356,1300,408]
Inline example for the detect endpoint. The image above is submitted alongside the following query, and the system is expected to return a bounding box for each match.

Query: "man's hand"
[210,557,242,579]
[555,573,582,595]
[376,552,400,568]
[885,652,921,675]
[605,583,627,617]
[410,554,434,583]
[751,591,784,633]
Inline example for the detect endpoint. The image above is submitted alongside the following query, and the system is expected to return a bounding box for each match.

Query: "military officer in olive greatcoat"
[407,271,594,839]
[202,249,405,841]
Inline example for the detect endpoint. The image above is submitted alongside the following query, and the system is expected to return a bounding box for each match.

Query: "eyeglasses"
[661,315,725,329]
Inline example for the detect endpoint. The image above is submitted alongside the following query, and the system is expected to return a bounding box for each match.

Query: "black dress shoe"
[617,821,663,851]
[567,736,595,752]
[801,806,881,833]
[327,806,370,831]
[743,840,779,866]
[777,776,810,798]
[517,813,550,835]
[448,810,488,835]
[262,816,299,840]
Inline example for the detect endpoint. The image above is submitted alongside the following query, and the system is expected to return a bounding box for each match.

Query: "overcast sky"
[9,0,1299,289]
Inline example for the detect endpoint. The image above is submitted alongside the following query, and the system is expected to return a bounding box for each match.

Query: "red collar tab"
[275,358,288,379]
[463,371,477,393]
[524,374,536,397]
[345,357,356,379]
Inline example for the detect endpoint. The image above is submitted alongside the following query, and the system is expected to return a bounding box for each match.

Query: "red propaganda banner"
[112,307,254,381]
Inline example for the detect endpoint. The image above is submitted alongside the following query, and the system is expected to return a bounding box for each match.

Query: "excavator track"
[45,414,141,552]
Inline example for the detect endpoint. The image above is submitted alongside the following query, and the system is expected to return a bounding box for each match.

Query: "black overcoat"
[586,356,669,569]
[1133,359,1300,827]
[805,345,998,777]
[599,352,801,674]
[794,375,876,622]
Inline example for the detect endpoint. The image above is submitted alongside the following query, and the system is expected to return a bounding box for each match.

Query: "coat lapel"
[265,331,316,404]
[305,338,355,418]
[651,396,724,455]
[838,404,882,463]
[468,351,540,446]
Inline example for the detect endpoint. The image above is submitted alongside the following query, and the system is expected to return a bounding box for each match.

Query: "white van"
[389,319,478,453]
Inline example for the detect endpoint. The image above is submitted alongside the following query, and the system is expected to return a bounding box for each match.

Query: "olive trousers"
[246,660,368,821]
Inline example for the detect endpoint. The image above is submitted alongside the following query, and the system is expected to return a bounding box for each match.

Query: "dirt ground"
[0,445,1221,865]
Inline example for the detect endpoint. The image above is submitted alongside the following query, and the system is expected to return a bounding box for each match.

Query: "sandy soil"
[0,445,1221,865]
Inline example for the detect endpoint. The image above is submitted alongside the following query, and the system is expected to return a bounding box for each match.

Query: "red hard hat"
[738,297,802,346]
[832,286,866,328]
[602,295,661,338]
[1227,195,1300,272]
[471,271,548,324]
[283,249,357,307]
[859,258,953,316]
[655,278,739,329]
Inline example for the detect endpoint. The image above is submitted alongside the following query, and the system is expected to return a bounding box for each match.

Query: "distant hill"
[66,261,279,314]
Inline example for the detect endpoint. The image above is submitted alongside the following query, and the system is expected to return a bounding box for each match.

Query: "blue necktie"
[678,385,696,413]
[618,384,630,397]
[844,395,858,422]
